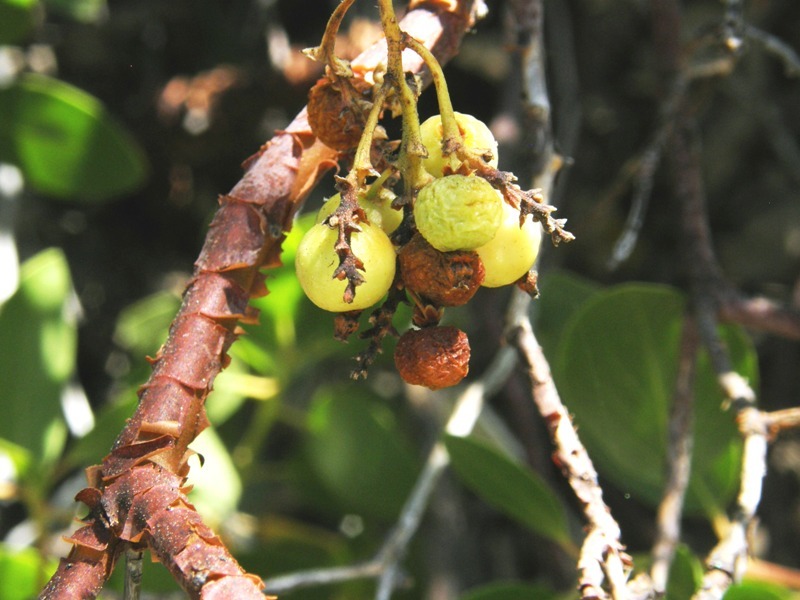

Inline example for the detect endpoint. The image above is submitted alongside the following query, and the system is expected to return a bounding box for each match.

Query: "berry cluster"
[294,5,572,389]
[296,110,558,389]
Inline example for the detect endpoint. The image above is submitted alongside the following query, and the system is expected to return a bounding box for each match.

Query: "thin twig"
[692,309,765,600]
[264,560,385,594]
[122,548,143,600]
[719,293,800,341]
[650,318,699,594]
[509,316,630,600]
[745,25,800,78]
[764,407,800,435]
[721,0,745,53]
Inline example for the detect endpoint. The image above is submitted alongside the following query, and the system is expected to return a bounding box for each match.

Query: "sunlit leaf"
[445,435,573,550]
[0,248,74,461]
[0,543,58,600]
[0,74,148,202]
[554,284,753,515]
[185,426,242,527]
[723,581,793,600]
[65,391,135,469]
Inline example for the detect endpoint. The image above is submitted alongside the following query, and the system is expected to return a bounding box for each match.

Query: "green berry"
[476,201,542,287]
[420,112,499,177]
[295,222,396,312]
[414,174,502,252]
[317,192,402,235]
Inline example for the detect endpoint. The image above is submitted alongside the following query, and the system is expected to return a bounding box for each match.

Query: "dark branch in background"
[39,3,480,598]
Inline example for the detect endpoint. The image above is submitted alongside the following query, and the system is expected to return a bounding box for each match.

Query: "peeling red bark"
[40,2,479,598]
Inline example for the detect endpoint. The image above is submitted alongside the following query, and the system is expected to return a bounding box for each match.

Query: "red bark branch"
[40,2,479,598]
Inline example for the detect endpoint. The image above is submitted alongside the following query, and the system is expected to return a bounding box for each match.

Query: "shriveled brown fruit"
[394,326,470,389]
[307,77,370,151]
[398,233,485,307]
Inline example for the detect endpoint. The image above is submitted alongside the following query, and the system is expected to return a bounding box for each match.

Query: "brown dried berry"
[398,234,485,307]
[307,77,370,151]
[394,326,470,390]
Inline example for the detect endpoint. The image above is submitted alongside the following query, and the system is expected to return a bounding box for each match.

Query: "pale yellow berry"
[420,112,499,177]
[295,222,396,312]
[414,175,502,252]
[317,192,402,235]
[476,201,542,287]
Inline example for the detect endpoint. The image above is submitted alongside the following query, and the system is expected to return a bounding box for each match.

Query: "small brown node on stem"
[334,310,362,342]
[307,76,371,151]
[399,233,485,307]
[394,326,470,389]
[517,270,539,298]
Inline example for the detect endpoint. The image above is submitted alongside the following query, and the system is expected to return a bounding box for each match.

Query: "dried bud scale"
[307,77,371,151]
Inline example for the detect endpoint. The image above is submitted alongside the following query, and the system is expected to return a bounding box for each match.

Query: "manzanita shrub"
[1,0,799,599]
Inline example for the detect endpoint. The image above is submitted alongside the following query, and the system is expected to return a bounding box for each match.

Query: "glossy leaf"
[445,435,573,550]
[0,0,37,44]
[534,269,600,357]
[554,284,753,514]
[0,74,148,202]
[0,248,75,460]
[304,387,419,519]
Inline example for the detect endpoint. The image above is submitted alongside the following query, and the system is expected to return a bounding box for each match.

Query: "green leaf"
[113,290,179,357]
[185,426,242,527]
[43,0,106,23]
[0,248,75,461]
[0,543,58,600]
[723,581,793,600]
[554,284,751,515]
[534,269,600,357]
[65,391,136,469]
[666,545,703,600]
[0,74,148,202]
[0,438,32,480]
[304,387,419,519]
[249,213,315,351]
[444,435,573,550]
[0,0,37,44]
[460,581,562,600]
